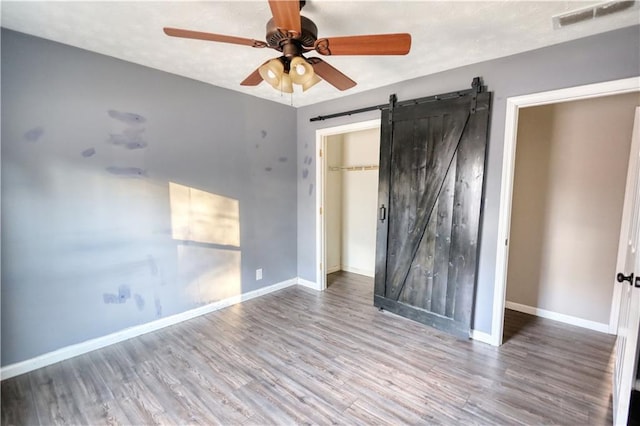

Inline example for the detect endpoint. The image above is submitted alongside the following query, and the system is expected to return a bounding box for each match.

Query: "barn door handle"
[617,272,634,285]
[379,204,387,222]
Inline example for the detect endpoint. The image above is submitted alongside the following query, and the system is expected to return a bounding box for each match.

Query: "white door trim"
[315,119,381,291]
[491,76,640,346]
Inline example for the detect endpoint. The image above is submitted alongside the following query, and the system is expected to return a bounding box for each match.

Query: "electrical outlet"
[256,268,263,280]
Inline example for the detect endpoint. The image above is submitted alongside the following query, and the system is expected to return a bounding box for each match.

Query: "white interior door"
[614,107,640,426]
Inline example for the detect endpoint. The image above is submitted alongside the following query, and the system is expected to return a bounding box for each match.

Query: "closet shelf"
[328,165,379,172]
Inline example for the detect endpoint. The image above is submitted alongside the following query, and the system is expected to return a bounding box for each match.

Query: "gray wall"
[297,25,640,334]
[1,29,297,366]
[2,25,639,366]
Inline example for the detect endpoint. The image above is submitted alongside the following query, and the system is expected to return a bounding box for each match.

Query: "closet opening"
[315,119,381,291]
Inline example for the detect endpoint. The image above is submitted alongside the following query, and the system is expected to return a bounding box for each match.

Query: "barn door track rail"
[309,77,484,122]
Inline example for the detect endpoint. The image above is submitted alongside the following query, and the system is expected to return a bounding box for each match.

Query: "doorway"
[492,77,640,346]
[315,119,381,291]
[503,92,640,339]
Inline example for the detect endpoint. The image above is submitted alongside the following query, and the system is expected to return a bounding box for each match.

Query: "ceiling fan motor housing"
[163,0,411,91]
[266,15,318,56]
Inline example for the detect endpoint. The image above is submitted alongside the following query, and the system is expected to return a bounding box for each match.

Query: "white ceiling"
[2,1,638,107]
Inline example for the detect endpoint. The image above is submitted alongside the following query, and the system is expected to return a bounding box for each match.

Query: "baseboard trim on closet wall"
[340,266,375,278]
[0,278,299,381]
[505,301,611,334]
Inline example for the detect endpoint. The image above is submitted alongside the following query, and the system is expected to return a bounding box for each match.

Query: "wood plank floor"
[2,271,615,425]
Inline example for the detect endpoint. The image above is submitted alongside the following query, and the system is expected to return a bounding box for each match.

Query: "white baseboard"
[327,265,341,274]
[0,278,298,381]
[297,277,322,291]
[340,265,374,277]
[506,301,610,334]
[470,329,495,345]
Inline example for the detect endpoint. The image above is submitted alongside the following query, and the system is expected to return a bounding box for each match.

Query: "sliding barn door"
[374,88,491,338]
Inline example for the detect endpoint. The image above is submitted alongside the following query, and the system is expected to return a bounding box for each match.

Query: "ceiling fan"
[163,0,411,93]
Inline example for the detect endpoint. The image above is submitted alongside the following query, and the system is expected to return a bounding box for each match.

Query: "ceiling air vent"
[552,0,637,29]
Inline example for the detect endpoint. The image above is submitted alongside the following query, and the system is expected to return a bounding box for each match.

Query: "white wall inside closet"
[326,128,380,277]
[326,134,343,273]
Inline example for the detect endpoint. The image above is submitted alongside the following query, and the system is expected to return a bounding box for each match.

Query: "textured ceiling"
[2,1,639,107]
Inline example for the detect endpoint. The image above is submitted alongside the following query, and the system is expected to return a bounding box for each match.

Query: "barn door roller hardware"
[309,77,485,122]
[470,76,482,114]
[388,93,397,125]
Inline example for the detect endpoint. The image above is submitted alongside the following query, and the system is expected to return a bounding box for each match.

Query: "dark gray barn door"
[374,86,491,338]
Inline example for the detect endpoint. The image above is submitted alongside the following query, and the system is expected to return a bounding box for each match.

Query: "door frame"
[315,119,381,291]
[491,76,640,346]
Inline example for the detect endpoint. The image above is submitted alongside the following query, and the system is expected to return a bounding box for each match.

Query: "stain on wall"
[102,294,119,304]
[105,166,146,177]
[302,169,309,179]
[134,294,145,311]
[107,133,148,150]
[103,284,132,304]
[118,284,131,302]
[24,126,44,142]
[108,109,146,124]
[155,297,162,317]
[81,147,96,158]
[107,111,148,151]
[147,255,158,276]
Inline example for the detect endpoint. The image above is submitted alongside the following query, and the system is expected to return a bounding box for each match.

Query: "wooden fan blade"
[163,27,267,48]
[307,57,356,91]
[268,0,301,35]
[315,33,411,55]
[240,65,264,86]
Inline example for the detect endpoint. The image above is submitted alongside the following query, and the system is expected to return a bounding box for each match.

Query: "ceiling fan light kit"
[163,0,411,94]
[289,56,314,85]
[258,56,319,93]
[258,58,284,86]
[278,72,294,93]
[302,74,322,92]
